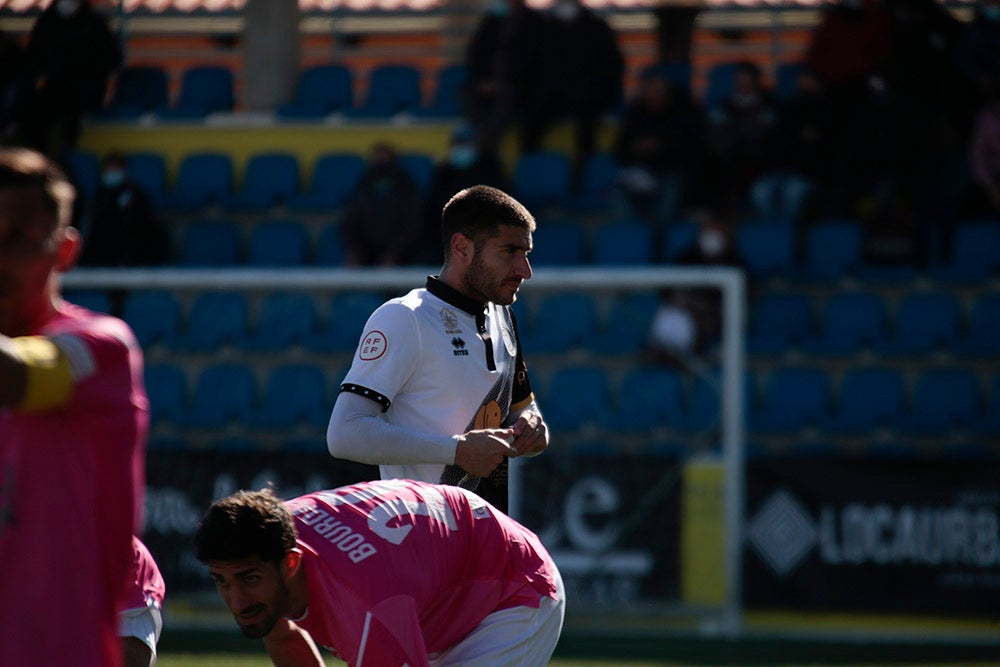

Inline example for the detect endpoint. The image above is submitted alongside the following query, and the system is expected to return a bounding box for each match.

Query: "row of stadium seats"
[66,148,614,214]
[145,360,1000,437]
[97,60,808,122]
[63,287,1000,359]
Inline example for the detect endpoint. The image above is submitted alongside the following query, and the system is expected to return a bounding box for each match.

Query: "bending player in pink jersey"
[0,148,148,667]
[120,536,166,667]
[194,479,565,667]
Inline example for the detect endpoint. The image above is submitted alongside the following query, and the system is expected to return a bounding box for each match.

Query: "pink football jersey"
[0,303,149,667]
[121,536,166,613]
[286,479,558,667]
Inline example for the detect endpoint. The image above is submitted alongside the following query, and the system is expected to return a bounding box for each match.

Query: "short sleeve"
[342,302,421,407]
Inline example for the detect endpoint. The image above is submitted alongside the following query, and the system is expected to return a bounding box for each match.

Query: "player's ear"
[283,548,304,579]
[55,225,81,272]
[450,232,472,262]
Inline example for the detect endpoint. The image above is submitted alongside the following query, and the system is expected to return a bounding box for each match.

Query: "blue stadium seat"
[164,152,234,211]
[797,219,863,282]
[877,292,961,357]
[957,293,1000,357]
[314,223,346,266]
[570,151,618,213]
[286,152,366,212]
[174,292,249,351]
[746,291,814,356]
[736,222,795,280]
[223,152,300,212]
[64,150,100,203]
[517,292,598,353]
[639,61,693,92]
[931,219,1000,283]
[120,290,180,349]
[512,150,572,210]
[591,218,654,265]
[540,365,613,433]
[347,64,422,118]
[242,292,318,352]
[803,292,888,356]
[249,364,330,429]
[611,366,686,432]
[676,369,754,434]
[750,366,830,433]
[529,218,586,266]
[774,61,804,100]
[126,152,168,207]
[821,367,904,433]
[177,219,242,267]
[661,219,699,261]
[276,64,354,119]
[305,291,385,353]
[144,363,188,425]
[399,152,434,194]
[246,219,309,267]
[104,65,169,118]
[973,374,1000,436]
[896,368,981,435]
[415,63,467,118]
[703,61,741,109]
[590,291,658,356]
[185,363,257,427]
[64,289,111,314]
[161,65,234,119]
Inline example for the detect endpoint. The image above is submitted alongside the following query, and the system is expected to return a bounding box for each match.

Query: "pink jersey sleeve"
[121,536,166,612]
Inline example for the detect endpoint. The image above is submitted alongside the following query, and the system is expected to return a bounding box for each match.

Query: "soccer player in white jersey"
[194,479,565,667]
[327,185,549,512]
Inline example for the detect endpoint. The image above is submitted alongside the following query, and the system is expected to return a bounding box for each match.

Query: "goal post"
[63,265,748,635]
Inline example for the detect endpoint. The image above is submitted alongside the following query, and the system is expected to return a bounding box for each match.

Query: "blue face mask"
[449,145,478,169]
[101,169,125,189]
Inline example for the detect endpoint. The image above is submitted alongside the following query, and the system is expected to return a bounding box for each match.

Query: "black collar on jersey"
[426,275,486,317]
[426,275,497,371]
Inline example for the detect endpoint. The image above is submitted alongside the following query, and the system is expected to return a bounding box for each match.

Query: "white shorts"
[118,605,163,665]
[429,568,566,667]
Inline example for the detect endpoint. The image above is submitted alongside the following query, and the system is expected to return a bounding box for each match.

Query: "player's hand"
[454,429,517,478]
[511,412,548,457]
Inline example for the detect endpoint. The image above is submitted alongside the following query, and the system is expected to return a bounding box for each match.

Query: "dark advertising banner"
[744,458,1000,615]
[141,447,684,610]
[515,449,683,612]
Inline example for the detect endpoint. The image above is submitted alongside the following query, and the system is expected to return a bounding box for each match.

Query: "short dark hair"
[0,148,75,230]
[440,185,535,259]
[193,488,297,565]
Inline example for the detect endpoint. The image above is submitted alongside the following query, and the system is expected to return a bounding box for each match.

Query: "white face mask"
[56,0,81,16]
[551,1,580,22]
[698,230,726,257]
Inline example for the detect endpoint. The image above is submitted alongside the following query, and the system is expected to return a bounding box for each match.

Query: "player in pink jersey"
[120,536,166,667]
[0,148,148,667]
[194,479,565,667]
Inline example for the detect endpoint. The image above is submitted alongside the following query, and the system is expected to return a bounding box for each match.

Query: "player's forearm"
[327,393,457,465]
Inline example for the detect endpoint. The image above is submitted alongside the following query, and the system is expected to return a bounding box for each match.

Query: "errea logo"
[452,337,469,356]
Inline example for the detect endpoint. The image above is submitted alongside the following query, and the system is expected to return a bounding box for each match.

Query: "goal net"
[63,265,747,636]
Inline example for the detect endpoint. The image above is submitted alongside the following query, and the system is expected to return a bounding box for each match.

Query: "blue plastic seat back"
[518,292,598,353]
[144,363,187,424]
[228,152,300,210]
[592,218,654,265]
[121,290,180,348]
[614,366,686,432]
[253,364,329,428]
[591,291,659,356]
[541,365,613,432]
[801,219,863,281]
[399,152,434,194]
[805,292,887,355]
[168,152,234,209]
[307,291,385,352]
[287,152,366,211]
[747,291,814,354]
[178,219,242,266]
[883,292,961,355]
[247,219,309,267]
[126,152,168,207]
[900,368,981,433]
[419,63,467,117]
[826,367,904,431]
[513,150,572,209]
[959,293,1000,356]
[353,64,422,116]
[752,366,830,432]
[245,292,318,351]
[529,218,586,266]
[736,222,795,280]
[187,363,257,426]
[171,65,234,117]
[177,292,249,351]
[278,64,354,117]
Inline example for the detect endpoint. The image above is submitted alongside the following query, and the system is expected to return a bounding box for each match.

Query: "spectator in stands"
[417,125,509,265]
[463,0,547,155]
[610,67,705,228]
[705,61,780,216]
[79,151,169,268]
[968,84,1000,216]
[647,211,747,365]
[20,0,122,158]
[340,142,422,267]
[521,0,624,187]
[954,0,1000,103]
[749,66,832,226]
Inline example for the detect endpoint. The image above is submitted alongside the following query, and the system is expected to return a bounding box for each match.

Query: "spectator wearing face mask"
[646,212,748,365]
[20,0,122,158]
[340,142,423,267]
[417,125,510,265]
[79,151,168,268]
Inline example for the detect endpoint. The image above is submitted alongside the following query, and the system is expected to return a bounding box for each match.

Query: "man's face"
[462,224,533,306]
[207,557,294,639]
[0,188,69,337]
